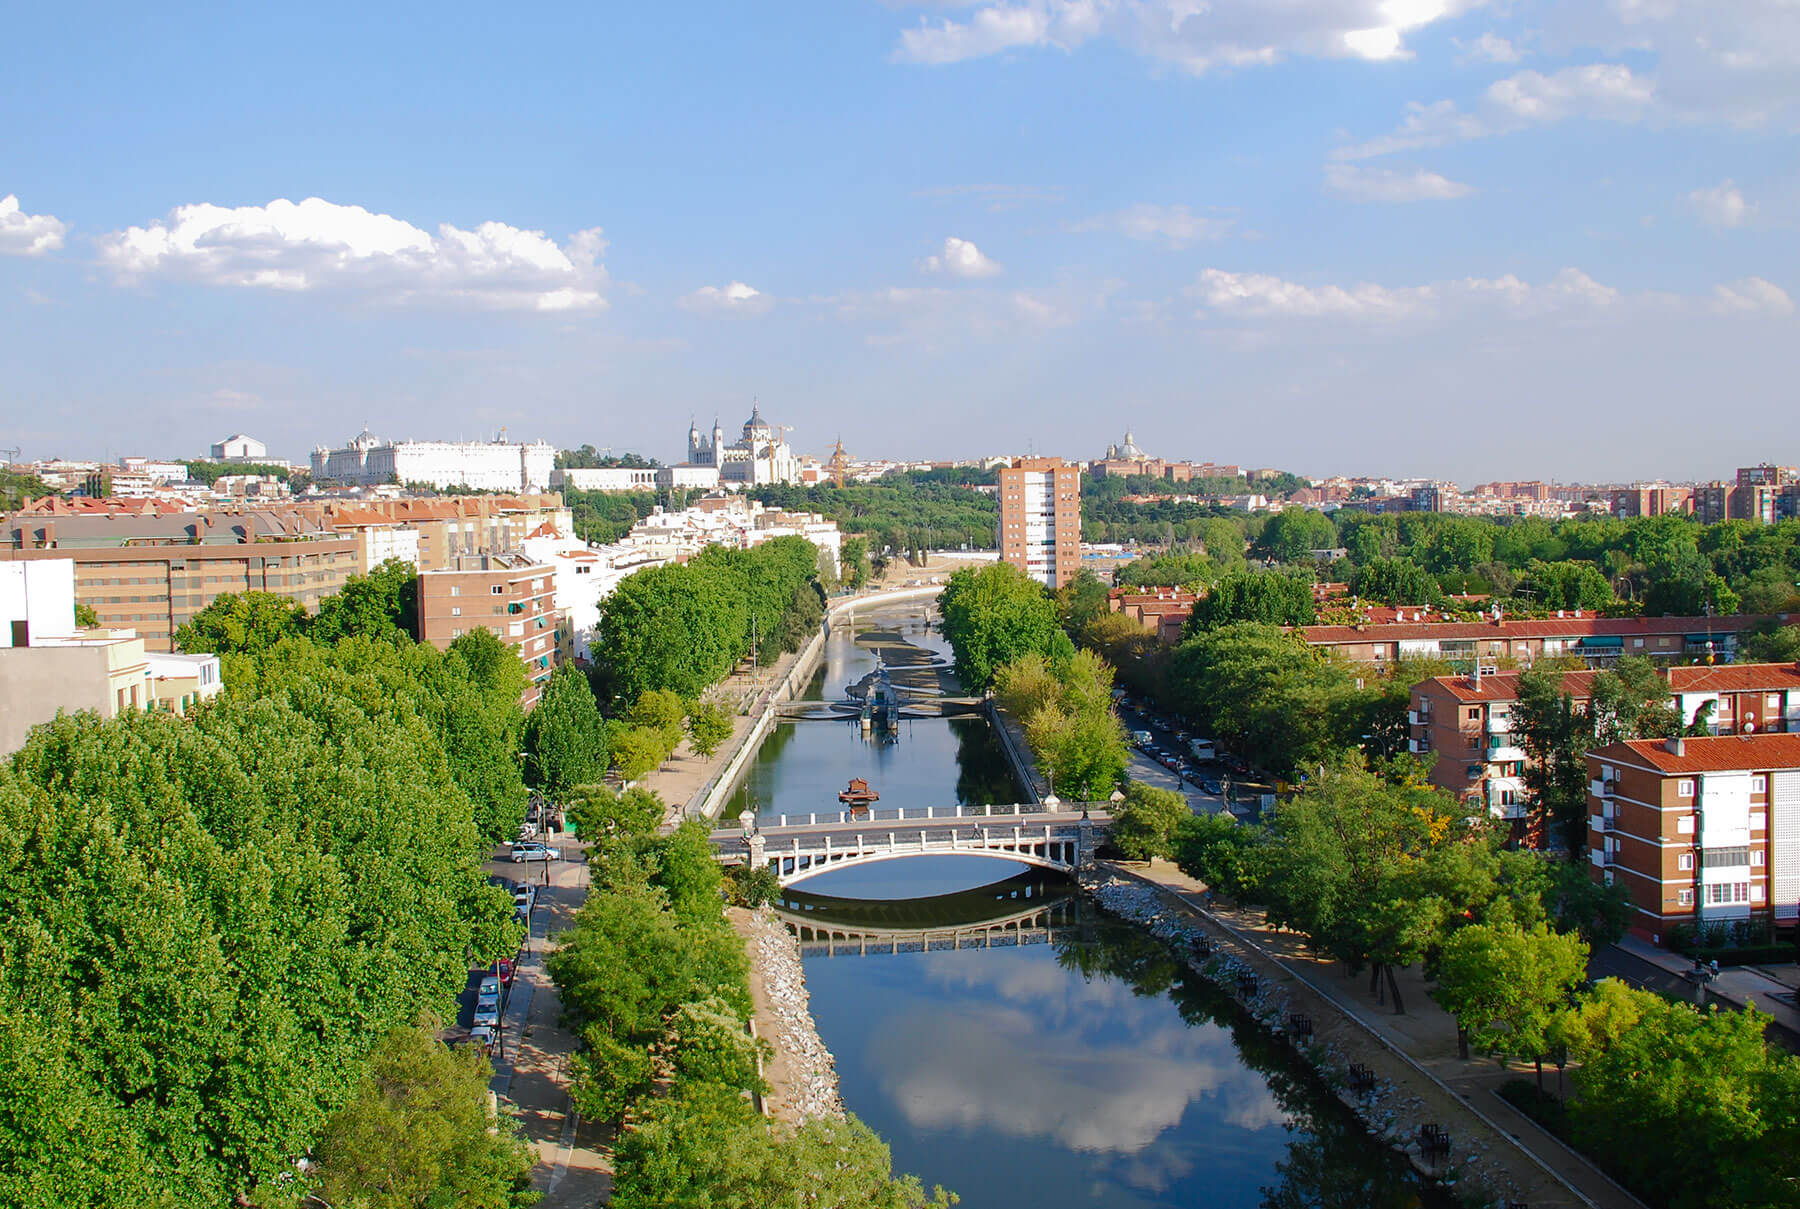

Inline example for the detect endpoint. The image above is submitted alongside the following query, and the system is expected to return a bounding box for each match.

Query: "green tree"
[612,726,671,781]
[1110,781,1191,860]
[1254,509,1338,563]
[73,602,98,628]
[685,701,734,760]
[629,689,688,751]
[839,535,872,589]
[524,664,608,799]
[565,784,664,846]
[938,563,1059,689]
[310,1021,537,1209]
[1433,922,1589,1075]
[1351,557,1442,606]
[309,558,419,644]
[1741,621,1800,663]
[173,590,308,654]
[668,996,767,1095]
[1183,571,1316,634]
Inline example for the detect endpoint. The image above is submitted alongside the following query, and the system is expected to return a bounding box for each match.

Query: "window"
[1752,776,1767,793]
[451,607,460,617]
[1751,850,1765,867]
[1468,708,1481,721]
[1752,885,1766,903]
[1633,638,1644,648]
[491,585,504,595]
[1677,779,1694,798]
[1678,853,1694,871]
[1704,882,1750,906]
[1704,846,1750,867]
[449,585,461,597]
[1677,888,1694,907]
[1677,815,1696,835]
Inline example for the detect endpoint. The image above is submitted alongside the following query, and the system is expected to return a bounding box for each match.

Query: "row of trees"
[993,649,1130,800]
[749,478,999,560]
[595,536,824,703]
[173,558,419,654]
[0,630,533,1206]
[547,793,956,1207]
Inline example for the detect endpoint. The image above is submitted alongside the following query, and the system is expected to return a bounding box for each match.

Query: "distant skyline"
[3,2,1797,483]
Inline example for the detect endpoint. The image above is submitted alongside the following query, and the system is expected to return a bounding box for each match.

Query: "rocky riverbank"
[736,907,843,1123]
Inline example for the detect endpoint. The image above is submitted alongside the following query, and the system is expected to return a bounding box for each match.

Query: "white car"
[473,1000,500,1028]
[510,842,562,863]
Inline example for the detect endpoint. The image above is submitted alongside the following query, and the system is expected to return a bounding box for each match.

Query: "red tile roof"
[1664,663,1800,694]
[1299,615,1764,644]
[1593,734,1800,774]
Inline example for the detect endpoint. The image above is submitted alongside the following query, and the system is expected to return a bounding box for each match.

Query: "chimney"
[1666,736,1685,756]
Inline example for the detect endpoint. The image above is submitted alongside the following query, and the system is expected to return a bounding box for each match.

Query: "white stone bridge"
[712,804,1109,887]
[773,895,1078,957]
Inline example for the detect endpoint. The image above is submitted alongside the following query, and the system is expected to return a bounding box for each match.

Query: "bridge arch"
[773,845,1077,888]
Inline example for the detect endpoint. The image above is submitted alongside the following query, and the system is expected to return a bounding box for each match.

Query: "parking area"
[1114,695,1258,819]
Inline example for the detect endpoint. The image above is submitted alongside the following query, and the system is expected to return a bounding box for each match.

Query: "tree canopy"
[938,562,1061,690]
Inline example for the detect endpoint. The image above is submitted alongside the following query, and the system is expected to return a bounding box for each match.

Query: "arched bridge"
[711,803,1109,887]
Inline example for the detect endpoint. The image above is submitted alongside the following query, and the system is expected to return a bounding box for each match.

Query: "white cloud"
[893,0,1484,75]
[920,236,1003,278]
[1456,31,1521,63]
[96,196,608,311]
[1191,265,1629,322]
[679,280,774,315]
[1712,276,1793,315]
[1338,63,1655,158]
[1073,203,1234,246]
[1323,163,1474,202]
[1684,179,1756,229]
[0,194,70,256]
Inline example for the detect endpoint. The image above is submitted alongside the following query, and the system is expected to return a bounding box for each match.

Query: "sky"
[2,1,1797,484]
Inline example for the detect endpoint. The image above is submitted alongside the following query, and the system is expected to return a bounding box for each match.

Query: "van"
[1190,739,1216,761]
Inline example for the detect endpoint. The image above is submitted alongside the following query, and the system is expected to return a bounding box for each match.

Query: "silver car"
[510,842,562,863]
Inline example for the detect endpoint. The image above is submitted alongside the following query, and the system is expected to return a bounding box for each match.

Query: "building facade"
[551,466,660,493]
[1,511,357,652]
[211,434,268,462]
[998,457,1081,589]
[418,554,559,708]
[683,407,801,487]
[312,429,556,492]
[1587,735,1800,942]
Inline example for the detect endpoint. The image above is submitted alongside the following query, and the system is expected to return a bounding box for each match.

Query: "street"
[1114,697,1233,817]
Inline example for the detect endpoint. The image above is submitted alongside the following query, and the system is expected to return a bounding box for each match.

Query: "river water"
[726,606,1448,1209]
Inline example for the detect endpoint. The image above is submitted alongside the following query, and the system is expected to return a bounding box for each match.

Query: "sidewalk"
[490,847,615,1208]
[1107,860,1647,1209]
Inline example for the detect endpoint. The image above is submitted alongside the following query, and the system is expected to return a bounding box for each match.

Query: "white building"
[211,434,268,462]
[683,406,802,486]
[519,530,670,663]
[118,457,192,483]
[552,466,660,493]
[312,429,556,492]
[2,560,77,647]
[659,464,721,491]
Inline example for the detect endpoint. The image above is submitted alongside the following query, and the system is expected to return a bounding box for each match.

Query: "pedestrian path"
[1606,933,1800,1046]
[1109,860,1647,1209]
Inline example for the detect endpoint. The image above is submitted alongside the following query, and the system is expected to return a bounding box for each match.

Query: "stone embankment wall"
[741,907,843,1121]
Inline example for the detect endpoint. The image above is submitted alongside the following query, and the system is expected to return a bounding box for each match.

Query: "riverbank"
[730,906,844,1124]
[1093,860,1645,1209]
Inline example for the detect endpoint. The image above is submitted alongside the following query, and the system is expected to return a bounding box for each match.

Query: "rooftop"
[1595,734,1800,775]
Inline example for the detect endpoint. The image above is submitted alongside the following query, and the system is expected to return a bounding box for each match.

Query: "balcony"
[1408,738,1431,755]
[1408,709,1424,726]
[1486,715,1512,735]
[1489,802,1529,821]
[1589,848,1614,868]
[1591,813,1615,834]
[1487,744,1527,764]
[1590,778,1617,799]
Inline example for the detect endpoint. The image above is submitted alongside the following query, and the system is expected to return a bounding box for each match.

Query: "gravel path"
[735,907,843,1123]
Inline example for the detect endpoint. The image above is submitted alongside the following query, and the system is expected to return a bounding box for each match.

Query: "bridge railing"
[761,802,1092,829]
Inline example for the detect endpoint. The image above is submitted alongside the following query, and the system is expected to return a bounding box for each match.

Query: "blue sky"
[2,1,1796,483]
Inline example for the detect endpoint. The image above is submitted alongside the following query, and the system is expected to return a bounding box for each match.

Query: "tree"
[1433,923,1588,1074]
[1254,509,1338,563]
[1511,560,1615,612]
[1183,571,1316,634]
[1741,621,1800,664]
[685,701,734,760]
[310,1021,536,1209]
[839,535,871,589]
[524,665,608,799]
[612,726,671,782]
[309,558,419,643]
[565,784,664,846]
[938,563,1059,689]
[173,590,308,654]
[1110,781,1191,861]
[668,996,767,1094]
[1054,570,1114,634]
[1351,557,1441,606]
[629,689,689,751]
[73,602,98,628]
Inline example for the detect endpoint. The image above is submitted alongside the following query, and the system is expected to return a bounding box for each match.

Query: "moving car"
[1200,779,1223,796]
[510,842,562,863]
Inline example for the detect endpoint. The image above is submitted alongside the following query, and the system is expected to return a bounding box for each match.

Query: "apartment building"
[1609,486,1693,518]
[998,457,1081,589]
[298,494,571,572]
[1294,613,1761,667]
[1586,735,1800,941]
[1,511,356,652]
[1110,589,1201,645]
[418,554,559,708]
[1695,482,1777,526]
[1409,662,1800,811]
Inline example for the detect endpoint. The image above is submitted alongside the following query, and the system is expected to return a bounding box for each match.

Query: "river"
[726,604,1450,1209]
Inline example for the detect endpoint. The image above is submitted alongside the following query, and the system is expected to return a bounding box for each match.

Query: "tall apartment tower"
[998,457,1081,588]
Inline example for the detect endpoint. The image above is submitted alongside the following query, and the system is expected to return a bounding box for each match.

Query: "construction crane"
[0,446,20,467]
[828,437,850,488]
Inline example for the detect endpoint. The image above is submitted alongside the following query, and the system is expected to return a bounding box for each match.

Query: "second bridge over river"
[711,803,1111,887]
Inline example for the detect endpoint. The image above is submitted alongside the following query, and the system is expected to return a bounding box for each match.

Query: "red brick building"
[1586,735,1800,942]
[418,553,558,708]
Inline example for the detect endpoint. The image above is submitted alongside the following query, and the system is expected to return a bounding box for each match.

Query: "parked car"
[473,1001,500,1028]
[495,957,515,987]
[478,975,501,999]
[467,1025,496,1055]
[1201,779,1223,796]
[513,888,534,913]
[510,842,562,863]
